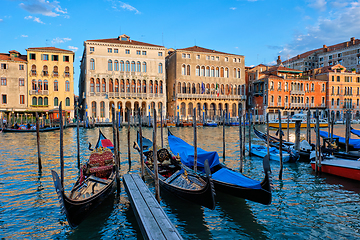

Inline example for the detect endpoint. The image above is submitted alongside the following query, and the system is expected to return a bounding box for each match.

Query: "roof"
[86,36,164,48]
[177,46,242,56]
[264,66,303,74]
[26,47,74,53]
[0,53,27,62]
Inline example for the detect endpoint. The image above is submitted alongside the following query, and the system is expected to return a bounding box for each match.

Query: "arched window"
[149,80,153,93]
[114,60,119,71]
[143,62,147,72]
[102,79,106,92]
[32,80,36,90]
[137,80,141,93]
[206,66,210,77]
[196,66,200,76]
[137,61,141,72]
[155,81,158,93]
[225,68,229,78]
[100,101,105,118]
[90,78,95,92]
[91,101,97,117]
[192,83,196,94]
[32,97,37,106]
[42,65,48,76]
[65,67,70,77]
[120,61,124,71]
[31,64,36,76]
[65,81,70,91]
[108,60,113,71]
[53,66,58,76]
[187,65,190,75]
[158,63,163,73]
[38,80,42,90]
[115,79,119,92]
[65,97,70,106]
[44,97,48,106]
[54,97,59,106]
[201,66,205,76]
[160,81,163,93]
[182,82,187,93]
[125,61,130,71]
[54,80,58,91]
[182,64,186,75]
[109,79,113,92]
[215,67,219,77]
[143,80,147,93]
[131,61,135,72]
[96,78,100,92]
[44,80,48,90]
[178,82,181,93]
[126,79,130,92]
[220,67,224,77]
[132,79,136,93]
[90,59,95,70]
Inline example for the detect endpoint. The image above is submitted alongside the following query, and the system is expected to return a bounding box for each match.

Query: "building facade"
[314,64,360,120]
[248,64,327,120]
[78,34,166,122]
[283,37,360,73]
[166,46,246,120]
[0,50,28,119]
[26,47,75,118]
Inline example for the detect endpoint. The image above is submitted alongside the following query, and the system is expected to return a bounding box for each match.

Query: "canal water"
[1,124,360,239]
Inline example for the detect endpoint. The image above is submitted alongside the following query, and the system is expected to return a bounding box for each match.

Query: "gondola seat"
[88,150,114,178]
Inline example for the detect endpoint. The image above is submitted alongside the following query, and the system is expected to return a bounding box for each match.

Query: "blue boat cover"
[319,130,360,149]
[351,128,360,138]
[212,168,262,189]
[168,134,220,169]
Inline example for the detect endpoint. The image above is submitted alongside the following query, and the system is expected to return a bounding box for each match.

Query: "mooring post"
[327,110,331,139]
[153,109,160,202]
[116,109,121,164]
[345,110,350,154]
[112,105,120,191]
[239,106,243,172]
[294,119,301,152]
[243,113,246,156]
[76,102,80,169]
[330,111,334,142]
[127,108,131,172]
[307,110,311,144]
[160,108,163,149]
[248,109,252,154]
[315,109,321,174]
[36,112,42,171]
[223,110,226,160]
[193,108,198,172]
[266,112,270,156]
[287,114,290,142]
[59,102,64,187]
[278,110,283,180]
[139,109,144,180]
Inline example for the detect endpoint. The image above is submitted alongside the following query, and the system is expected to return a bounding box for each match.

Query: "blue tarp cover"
[351,128,360,138]
[212,168,262,189]
[320,130,360,149]
[168,134,220,169]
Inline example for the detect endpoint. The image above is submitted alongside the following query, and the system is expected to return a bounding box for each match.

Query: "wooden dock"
[123,174,183,240]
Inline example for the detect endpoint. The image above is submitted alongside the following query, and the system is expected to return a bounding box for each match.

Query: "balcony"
[290,103,305,108]
[30,70,37,76]
[53,72,59,77]
[29,90,49,95]
[177,93,245,100]
[290,90,305,95]
[89,92,165,99]
[42,71,49,77]
[64,72,70,78]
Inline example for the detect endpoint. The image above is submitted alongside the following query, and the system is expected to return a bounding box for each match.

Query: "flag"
[201,82,205,94]
[216,83,219,97]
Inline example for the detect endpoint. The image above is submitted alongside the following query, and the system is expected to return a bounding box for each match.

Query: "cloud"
[19,0,67,17]
[107,1,140,14]
[68,46,78,51]
[278,2,360,60]
[266,45,283,50]
[51,37,71,45]
[21,35,28,37]
[24,15,44,24]
[230,7,236,10]
[307,0,327,11]
[0,19,3,22]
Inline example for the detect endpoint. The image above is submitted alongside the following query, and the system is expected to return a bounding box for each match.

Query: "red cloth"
[101,139,114,148]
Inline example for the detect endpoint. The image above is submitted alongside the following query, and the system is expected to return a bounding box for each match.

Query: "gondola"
[51,130,116,228]
[168,130,272,205]
[253,127,305,161]
[319,130,360,150]
[2,126,60,132]
[134,131,216,210]
[350,127,360,138]
[246,144,293,162]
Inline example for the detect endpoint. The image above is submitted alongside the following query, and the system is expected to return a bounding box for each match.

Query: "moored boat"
[247,144,293,162]
[2,126,60,132]
[203,120,218,127]
[268,113,328,129]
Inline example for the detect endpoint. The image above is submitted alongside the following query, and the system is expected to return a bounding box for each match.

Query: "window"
[225,57,228,62]
[131,61,135,72]
[114,49,118,53]
[38,97,43,106]
[19,64,24,70]
[125,61,130,71]
[65,97,70,106]
[20,95,25,104]
[63,56,69,62]
[19,78,24,86]
[54,97,58,107]
[319,57,323,61]
[2,95,7,104]
[52,55,59,61]
[338,53,342,57]
[44,80,48,90]
[182,53,186,58]
[337,76,340,82]
[196,55,200,59]
[42,65,48,76]
[142,51,147,55]
[65,81,70,91]
[136,50,141,55]
[211,56,214,60]
[114,60,119,71]
[108,48,112,53]
[187,54,190,58]
[1,78,6,86]
[32,97,37,106]
[44,97,48,106]
[90,47,94,52]
[30,53,36,60]
[1,63,7,69]
[158,52,163,56]
[54,80,58,91]
[136,61,141,72]
[125,49,130,54]
[108,60,113,71]
[120,61,124,71]
[158,63,163,73]
[329,55,333,60]
[143,62,147,72]
[42,54,49,61]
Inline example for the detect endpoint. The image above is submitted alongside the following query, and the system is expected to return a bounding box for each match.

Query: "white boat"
[246,144,295,162]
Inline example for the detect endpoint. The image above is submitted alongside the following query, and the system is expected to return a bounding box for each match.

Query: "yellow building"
[26,47,75,118]
[166,46,246,120]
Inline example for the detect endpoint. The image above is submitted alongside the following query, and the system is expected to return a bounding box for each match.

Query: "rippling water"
[1,124,360,239]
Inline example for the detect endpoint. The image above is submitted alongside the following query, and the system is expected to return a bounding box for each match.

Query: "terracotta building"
[78,34,166,122]
[166,46,246,120]
[0,50,28,121]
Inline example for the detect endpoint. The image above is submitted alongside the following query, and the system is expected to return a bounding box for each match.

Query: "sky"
[1,0,360,95]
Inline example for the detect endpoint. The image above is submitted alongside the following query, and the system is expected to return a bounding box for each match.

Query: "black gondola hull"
[2,126,60,132]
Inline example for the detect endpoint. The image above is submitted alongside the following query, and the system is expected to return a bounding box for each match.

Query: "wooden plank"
[123,174,182,240]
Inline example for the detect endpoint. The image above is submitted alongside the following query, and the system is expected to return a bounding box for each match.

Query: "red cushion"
[101,139,114,148]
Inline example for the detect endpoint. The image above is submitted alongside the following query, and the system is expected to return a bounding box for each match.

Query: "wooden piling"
[139,109,144,180]
[59,102,64,187]
[116,109,120,164]
[127,108,131,172]
[315,109,321,174]
[223,110,226,160]
[112,106,120,190]
[193,108,198,172]
[287,114,290,142]
[239,106,243,173]
[307,110,311,144]
[345,110,350,153]
[36,112,42,171]
[330,111,334,142]
[294,120,301,151]
[278,110,283,180]
[152,109,160,202]
[327,110,331,139]
[266,113,270,156]
[160,108,163,149]
[76,102,80,169]
[248,110,252,154]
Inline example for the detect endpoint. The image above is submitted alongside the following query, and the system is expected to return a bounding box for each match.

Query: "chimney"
[297,55,301,59]
[10,54,14,61]
[351,37,355,45]
[256,70,259,80]
[277,56,282,65]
